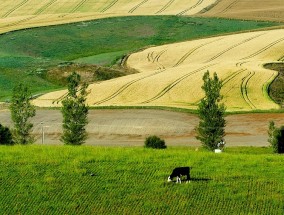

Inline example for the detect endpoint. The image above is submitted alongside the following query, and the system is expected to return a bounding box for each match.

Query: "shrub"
[0,124,14,145]
[144,135,166,149]
[268,121,284,153]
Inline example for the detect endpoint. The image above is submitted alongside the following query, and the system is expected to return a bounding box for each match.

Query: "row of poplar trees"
[3,72,88,145]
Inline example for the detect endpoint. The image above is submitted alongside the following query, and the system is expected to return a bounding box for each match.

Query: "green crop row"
[0,146,283,214]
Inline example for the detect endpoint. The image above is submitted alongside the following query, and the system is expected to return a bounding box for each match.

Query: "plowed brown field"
[201,0,284,22]
[1,109,283,146]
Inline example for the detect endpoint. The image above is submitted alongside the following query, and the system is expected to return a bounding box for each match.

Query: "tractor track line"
[222,69,246,96]
[34,0,58,15]
[70,0,89,13]
[2,0,30,18]
[241,71,256,109]
[241,37,284,60]
[173,38,223,67]
[101,0,119,13]
[129,0,149,14]
[155,0,175,14]
[205,33,265,63]
[93,70,166,105]
[215,0,238,15]
[141,64,214,104]
[177,0,203,16]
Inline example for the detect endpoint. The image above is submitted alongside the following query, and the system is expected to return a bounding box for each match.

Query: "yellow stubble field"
[0,0,217,34]
[33,29,284,111]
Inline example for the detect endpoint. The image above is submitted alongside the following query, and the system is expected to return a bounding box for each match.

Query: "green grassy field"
[0,146,283,214]
[0,16,281,100]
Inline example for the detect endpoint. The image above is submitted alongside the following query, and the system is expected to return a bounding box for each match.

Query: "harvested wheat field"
[0,0,217,34]
[34,29,284,111]
[201,0,284,22]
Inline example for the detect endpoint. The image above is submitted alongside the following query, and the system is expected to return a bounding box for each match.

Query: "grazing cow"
[168,167,191,183]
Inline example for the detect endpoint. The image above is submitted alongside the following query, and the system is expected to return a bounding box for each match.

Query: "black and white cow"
[168,167,191,183]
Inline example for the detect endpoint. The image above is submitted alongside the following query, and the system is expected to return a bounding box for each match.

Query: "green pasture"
[0,146,283,214]
[0,16,280,100]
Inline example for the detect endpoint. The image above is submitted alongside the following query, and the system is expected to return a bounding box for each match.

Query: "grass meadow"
[0,145,283,214]
[0,16,280,100]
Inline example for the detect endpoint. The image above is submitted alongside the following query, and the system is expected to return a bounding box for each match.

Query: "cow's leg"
[176,176,180,183]
[186,174,190,183]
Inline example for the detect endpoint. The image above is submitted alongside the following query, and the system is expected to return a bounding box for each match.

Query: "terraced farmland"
[0,0,217,34]
[34,29,284,111]
[202,0,284,22]
[1,146,283,214]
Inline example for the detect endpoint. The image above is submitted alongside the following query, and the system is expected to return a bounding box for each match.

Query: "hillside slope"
[201,0,284,22]
[0,0,217,34]
[33,29,284,111]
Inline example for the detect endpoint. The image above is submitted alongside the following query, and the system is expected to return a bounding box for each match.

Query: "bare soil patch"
[201,0,284,22]
[1,109,283,147]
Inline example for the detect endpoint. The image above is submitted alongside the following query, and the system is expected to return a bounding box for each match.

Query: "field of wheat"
[33,29,284,111]
[0,0,217,34]
[202,0,284,22]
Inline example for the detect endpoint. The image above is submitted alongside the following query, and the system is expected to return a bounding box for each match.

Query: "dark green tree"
[268,121,284,153]
[9,84,36,144]
[61,72,89,145]
[195,71,226,151]
[0,123,14,145]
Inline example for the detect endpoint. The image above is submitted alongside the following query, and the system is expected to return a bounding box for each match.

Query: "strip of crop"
[205,33,265,63]
[155,0,175,14]
[128,0,149,14]
[34,0,58,15]
[101,0,119,13]
[70,0,89,13]
[215,0,238,15]
[1,16,36,29]
[52,92,68,104]
[93,70,165,105]
[241,37,284,60]
[2,0,30,18]
[173,38,223,67]
[240,70,256,109]
[141,64,214,104]
[177,0,203,16]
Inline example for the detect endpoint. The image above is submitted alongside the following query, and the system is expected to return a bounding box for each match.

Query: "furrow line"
[173,38,223,67]
[155,0,175,14]
[177,0,203,16]
[101,0,119,13]
[205,33,265,63]
[2,0,30,18]
[93,70,165,105]
[128,0,149,14]
[34,0,58,15]
[215,0,238,15]
[141,64,214,104]
[241,37,284,60]
[241,71,256,109]
[70,0,89,13]
[222,69,246,86]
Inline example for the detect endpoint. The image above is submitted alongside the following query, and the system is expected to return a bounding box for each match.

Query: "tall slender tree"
[10,84,36,144]
[61,72,89,145]
[195,71,226,151]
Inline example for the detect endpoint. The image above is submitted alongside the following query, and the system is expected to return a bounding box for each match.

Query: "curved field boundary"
[129,0,149,14]
[205,33,265,63]
[241,70,256,109]
[2,0,30,18]
[173,38,223,67]
[34,0,58,15]
[93,70,166,105]
[155,0,175,14]
[177,0,203,15]
[101,0,119,13]
[241,37,284,60]
[70,0,89,13]
[141,64,214,104]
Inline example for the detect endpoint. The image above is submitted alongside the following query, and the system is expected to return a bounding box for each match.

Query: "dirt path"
[0,109,283,147]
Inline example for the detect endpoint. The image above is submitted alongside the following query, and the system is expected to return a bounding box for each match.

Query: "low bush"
[144,135,166,149]
[0,124,14,145]
[268,121,284,153]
